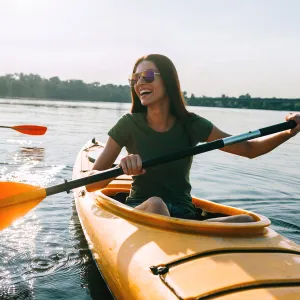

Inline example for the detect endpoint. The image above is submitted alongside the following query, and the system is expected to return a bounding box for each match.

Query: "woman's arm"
[206,113,300,159]
[86,137,122,191]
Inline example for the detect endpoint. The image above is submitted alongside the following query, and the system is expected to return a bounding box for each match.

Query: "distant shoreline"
[1,95,299,112]
[0,73,299,111]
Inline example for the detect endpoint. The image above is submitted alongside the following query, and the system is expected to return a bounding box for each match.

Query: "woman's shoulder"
[185,112,211,124]
[119,113,146,126]
[184,112,214,143]
[111,113,146,132]
[120,112,145,121]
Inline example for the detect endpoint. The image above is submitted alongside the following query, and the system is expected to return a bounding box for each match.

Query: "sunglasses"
[128,70,160,87]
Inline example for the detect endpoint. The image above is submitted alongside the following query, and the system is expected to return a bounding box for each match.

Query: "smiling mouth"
[139,89,153,97]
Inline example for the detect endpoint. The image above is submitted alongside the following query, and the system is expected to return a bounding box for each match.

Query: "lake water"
[0,98,299,299]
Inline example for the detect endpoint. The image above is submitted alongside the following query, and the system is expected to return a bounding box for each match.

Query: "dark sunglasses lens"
[142,70,155,83]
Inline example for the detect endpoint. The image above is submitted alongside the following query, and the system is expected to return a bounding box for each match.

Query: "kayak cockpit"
[92,183,271,236]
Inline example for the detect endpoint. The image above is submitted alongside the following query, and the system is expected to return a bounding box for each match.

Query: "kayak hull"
[73,139,300,300]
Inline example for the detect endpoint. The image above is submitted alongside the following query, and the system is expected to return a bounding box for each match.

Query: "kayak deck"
[73,139,300,300]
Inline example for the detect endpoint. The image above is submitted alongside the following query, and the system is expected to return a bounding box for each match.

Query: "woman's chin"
[140,96,160,107]
[140,98,152,106]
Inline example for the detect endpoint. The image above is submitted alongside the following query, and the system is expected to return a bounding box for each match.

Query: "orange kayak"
[72,139,300,300]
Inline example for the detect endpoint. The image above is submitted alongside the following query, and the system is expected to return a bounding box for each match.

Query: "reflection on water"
[70,202,113,300]
[0,213,41,300]
[19,147,45,162]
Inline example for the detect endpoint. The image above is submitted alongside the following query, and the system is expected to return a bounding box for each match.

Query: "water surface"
[0,98,299,299]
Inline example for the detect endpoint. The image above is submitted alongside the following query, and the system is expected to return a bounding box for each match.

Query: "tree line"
[0,73,299,111]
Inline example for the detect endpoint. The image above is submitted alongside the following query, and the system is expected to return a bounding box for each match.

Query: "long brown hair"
[130,54,191,121]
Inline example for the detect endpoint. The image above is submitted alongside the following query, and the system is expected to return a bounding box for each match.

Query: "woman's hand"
[120,154,146,175]
[286,112,300,136]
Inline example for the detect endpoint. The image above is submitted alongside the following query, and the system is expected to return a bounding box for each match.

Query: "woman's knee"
[235,214,255,223]
[206,214,255,223]
[135,197,169,216]
[146,197,167,210]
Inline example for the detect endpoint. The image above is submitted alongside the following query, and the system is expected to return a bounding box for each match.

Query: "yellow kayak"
[72,139,300,300]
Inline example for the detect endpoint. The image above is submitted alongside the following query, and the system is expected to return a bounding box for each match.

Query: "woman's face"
[133,60,167,107]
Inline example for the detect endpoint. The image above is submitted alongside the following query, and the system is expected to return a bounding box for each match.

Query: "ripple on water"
[30,250,68,273]
[0,282,34,300]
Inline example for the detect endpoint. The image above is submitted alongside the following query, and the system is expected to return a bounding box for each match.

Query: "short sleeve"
[108,114,131,147]
[187,113,213,144]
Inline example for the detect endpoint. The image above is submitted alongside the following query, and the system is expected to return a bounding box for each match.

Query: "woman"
[90,54,300,223]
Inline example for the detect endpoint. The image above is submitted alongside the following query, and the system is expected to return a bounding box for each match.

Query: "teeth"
[140,89,152,95]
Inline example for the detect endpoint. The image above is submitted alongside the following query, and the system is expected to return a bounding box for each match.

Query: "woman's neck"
[146,108,175,132]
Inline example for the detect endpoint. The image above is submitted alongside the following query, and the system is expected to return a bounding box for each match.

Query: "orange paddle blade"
[12,125,47,135]
[0,182,46,230]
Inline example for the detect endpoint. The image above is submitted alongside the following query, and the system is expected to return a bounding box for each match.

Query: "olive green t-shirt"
[108,113,213,212]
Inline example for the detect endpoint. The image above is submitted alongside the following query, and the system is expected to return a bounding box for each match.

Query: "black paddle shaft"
[46,120,296,196]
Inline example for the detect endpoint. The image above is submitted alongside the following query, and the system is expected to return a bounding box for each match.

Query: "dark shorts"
[126,200,201,220]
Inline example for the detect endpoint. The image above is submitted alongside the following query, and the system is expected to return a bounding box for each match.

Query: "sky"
[0,0,300,98]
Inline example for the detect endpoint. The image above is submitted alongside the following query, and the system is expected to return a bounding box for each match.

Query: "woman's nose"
[136,75,145,85]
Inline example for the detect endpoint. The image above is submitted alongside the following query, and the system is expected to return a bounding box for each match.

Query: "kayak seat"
[113,192,128,204]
